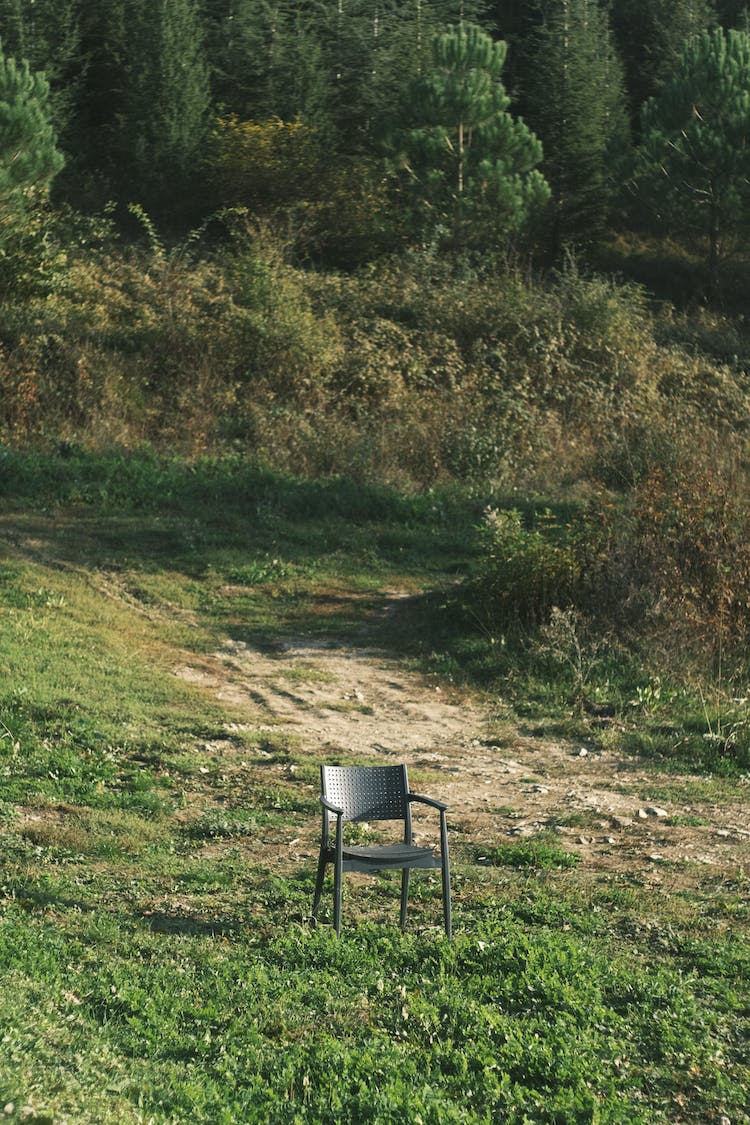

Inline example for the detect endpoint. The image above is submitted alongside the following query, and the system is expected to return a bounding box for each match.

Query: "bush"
[605,457,750,665]
[473,508,584,628]
[472,441,750,681]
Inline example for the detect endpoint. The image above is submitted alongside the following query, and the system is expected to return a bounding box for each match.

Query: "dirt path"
[175,611,750,886]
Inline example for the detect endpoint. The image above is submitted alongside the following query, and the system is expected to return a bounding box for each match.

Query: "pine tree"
[0,0,82,148]
[0,40,63,221]
[122,0,212,217]
[393,22,550,247]
[203,0,332,131]
[73,0,211,219]
[609,0,717,124]
[524,0,630,251]
[638,26,750,291]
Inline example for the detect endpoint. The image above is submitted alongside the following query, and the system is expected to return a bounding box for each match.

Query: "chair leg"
[333,856,343,937]
[440,811,452,940]
[441,855,452,940]
[311,851,327,927]
[400,868,410,930]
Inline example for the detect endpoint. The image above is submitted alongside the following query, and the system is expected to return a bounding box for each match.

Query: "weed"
[183,806,284,839]
[534,606,610,712]
[666,814,711,827]
[474,837,581,870]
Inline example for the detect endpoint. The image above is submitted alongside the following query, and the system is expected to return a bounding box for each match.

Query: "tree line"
[2,0,750,283]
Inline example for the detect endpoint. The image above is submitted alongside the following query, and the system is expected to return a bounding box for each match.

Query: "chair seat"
[342,843,441,871]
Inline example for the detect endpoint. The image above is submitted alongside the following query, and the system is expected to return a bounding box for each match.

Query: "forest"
[2,0,750,266]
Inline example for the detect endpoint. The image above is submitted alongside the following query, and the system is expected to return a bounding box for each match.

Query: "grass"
[1,449,749,1123]
[474,837,582,870]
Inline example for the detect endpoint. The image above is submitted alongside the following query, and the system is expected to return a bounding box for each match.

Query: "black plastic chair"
[311,764,451,938]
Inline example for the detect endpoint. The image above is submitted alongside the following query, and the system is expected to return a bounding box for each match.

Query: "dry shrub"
[0,220,341,452]
[471,422,750,673]
[4,225,750,513]
[474,507,583,628]
[601,452,750,667]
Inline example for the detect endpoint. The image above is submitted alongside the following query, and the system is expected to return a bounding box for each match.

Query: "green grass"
[1,450,749,1123]
[474,837,582,870]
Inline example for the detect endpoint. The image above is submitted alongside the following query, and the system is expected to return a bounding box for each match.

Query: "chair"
[310,763,451,938]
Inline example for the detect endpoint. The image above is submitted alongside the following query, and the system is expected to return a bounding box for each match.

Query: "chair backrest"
[321,764,409,823]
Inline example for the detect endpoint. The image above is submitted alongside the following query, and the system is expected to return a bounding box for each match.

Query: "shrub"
[473,508,583,628]
[210,117,399,266]
[606,458,750,665]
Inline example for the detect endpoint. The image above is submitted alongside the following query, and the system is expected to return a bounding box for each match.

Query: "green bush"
[473,507,587,628]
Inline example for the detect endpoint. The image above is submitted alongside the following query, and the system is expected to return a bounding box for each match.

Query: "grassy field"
[1,450,748,1124]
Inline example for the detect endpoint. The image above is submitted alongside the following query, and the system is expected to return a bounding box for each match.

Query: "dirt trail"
[176,612,750,884]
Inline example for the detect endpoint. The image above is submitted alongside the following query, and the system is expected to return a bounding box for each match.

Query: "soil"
[174,597,750,889]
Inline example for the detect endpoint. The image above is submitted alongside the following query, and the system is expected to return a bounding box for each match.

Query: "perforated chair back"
[321,764,408,823]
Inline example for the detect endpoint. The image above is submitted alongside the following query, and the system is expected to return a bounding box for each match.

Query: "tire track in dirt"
[175,623,750,883]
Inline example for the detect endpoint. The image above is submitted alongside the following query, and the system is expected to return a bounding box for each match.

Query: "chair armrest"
[408,792,448,812]
[320,796,345,816]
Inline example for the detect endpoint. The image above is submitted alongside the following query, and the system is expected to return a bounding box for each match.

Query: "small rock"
[577,748,589,757]
[715,829,732,839]
[639,806,668,819]
[577,835,591,844]
[612,816,634,829]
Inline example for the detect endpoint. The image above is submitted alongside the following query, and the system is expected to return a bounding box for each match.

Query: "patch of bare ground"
[173,599,750,889]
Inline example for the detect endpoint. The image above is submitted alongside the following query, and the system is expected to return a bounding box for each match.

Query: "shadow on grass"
[138,910,243,938]
[0,447,476,578]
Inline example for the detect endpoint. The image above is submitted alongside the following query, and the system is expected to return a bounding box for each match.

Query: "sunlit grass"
[1,451,748,1123]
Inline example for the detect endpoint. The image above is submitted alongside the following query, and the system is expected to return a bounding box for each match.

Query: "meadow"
[1,448,748,1123]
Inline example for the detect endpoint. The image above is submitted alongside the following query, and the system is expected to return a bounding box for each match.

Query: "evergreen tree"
[122,0,211,217]
[203,1,485,151]
[525,0,630,250]
[68,0,128,208]
[0,0,82,160]
[73,0,211,219]
[203,0,332,131]
[487,0,547,109]
[638,27,750,289]
[609,0,717,125]
[393,22,550,246]
[0,40,63,223]
[715,1,750,27]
